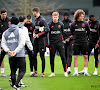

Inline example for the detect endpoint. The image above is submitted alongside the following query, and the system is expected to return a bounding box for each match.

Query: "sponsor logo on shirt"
[75,28,85,31]
[8,32,15,38]
[64,28,70,32]
[35,26,40,29]
[90,29,97,32]
[7,39,18,43]
[51,31,60,34]
[7,33,18,43]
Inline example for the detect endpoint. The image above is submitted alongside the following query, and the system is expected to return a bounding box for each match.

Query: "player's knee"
[84,55,88,60]
[74,55,78,60]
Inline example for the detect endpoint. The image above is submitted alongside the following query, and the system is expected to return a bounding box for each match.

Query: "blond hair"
[52,11,59,16]
[74,9,85,21]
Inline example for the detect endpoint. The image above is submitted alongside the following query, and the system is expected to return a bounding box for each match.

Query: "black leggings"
[33,45,45,73]
[50,43,66,72]
[64,41,73,68]
[88,42,99,68]
[0,49,6,66]
[25,45,33,72]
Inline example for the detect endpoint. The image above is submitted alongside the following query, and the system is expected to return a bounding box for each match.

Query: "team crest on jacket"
[1,25,3,27]
[38,21,40,25]
[82,23,85,27]
[69,23,72,26]
[51,26,54,28]
[94,24,97,29]
[58,25,61,28]
[75,24,77,26]
[30,26,33,30]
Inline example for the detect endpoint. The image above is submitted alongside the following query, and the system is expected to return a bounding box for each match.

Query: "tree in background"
[0,0,63,16]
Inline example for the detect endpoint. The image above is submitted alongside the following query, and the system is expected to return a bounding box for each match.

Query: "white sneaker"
[48,73,55,77]
[18,84,28,87]
[71,73,79,76]
[18,79,28,87]
[84,73,91,76]
[13,85,20,90]
[20,79,24,85]
[64,72,68,77]
[93,71,98,75]
[67,67,71,74]
[78,70,84,74]
[9,76,13,87]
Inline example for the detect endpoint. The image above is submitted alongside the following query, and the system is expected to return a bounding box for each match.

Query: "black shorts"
[33,37,47,52]
[0,48,6,66]
[73,43,88,55]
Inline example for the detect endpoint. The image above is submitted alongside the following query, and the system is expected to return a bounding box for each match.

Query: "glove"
[39,27,44,32]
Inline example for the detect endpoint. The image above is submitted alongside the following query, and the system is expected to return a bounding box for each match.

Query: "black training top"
[34,16,49,38]
[0,16,10,39]
[48,21,64,44]
[88,20,100,44]
[70,21,90,45]
[62,19,72,40]
[24,22,35,35]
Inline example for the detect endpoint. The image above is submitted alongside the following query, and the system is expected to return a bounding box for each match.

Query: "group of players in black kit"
[0,7,100,90]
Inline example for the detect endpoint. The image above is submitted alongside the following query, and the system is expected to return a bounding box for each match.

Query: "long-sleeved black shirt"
[62,19,72,40]
[70,21,90,45]
[24,22,35,35]
[34,16,49,38]
[0,16,10,39]
[88,20,100,44]
[48,21,64,44]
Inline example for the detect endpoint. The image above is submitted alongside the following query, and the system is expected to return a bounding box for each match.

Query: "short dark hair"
[27,15,31,19]
[89,14,94,18]
[32,7,40,12]
[64,11,69,16]
[19,15,26,22]
[0,8,7,14]
[11,17,19,25]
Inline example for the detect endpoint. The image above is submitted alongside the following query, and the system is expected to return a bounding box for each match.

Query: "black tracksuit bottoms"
[9,57,26,86]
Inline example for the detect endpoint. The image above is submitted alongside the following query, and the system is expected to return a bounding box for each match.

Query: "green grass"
[0,56,100,90]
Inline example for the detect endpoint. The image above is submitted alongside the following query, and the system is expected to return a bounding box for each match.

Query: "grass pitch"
[0,56,100,90]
